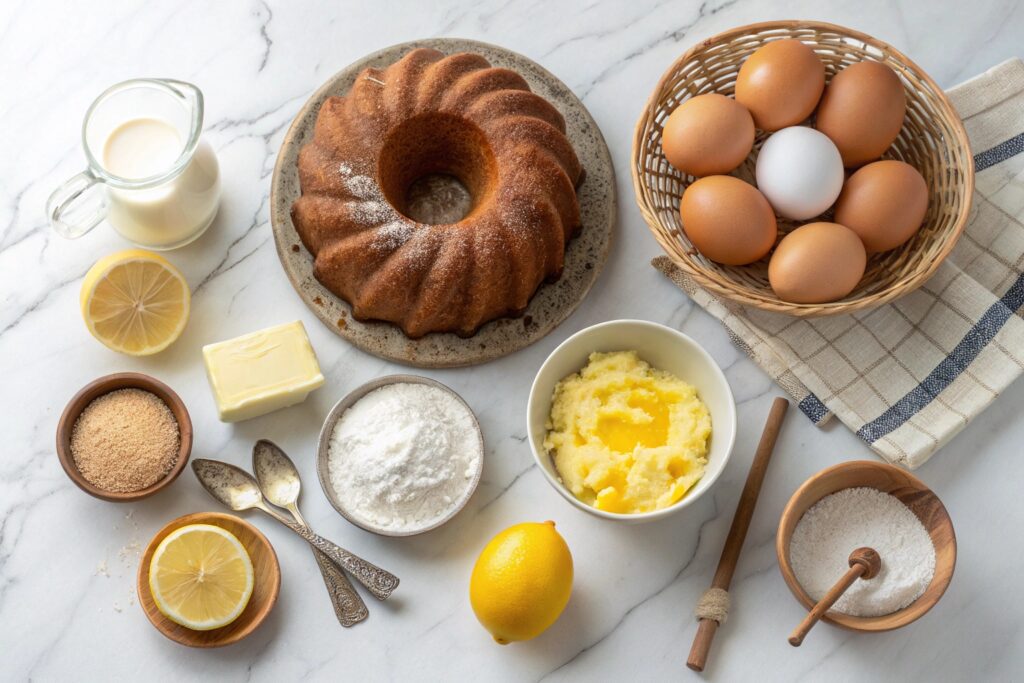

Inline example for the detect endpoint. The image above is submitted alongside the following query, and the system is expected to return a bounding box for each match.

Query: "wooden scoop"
[788,547,882,646]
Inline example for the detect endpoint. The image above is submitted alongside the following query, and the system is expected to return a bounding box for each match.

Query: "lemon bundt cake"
[291,48,584,338]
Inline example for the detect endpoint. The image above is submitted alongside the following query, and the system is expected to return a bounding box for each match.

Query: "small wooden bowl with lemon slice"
[138,511,280,648]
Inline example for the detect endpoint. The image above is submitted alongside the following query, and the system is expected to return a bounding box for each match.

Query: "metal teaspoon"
[252,440,369,626]
[192,458,400,600]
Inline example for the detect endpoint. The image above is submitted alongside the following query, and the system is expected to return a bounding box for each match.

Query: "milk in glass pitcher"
[47,78,220,250]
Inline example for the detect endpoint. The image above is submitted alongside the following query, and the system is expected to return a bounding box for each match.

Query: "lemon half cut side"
[80,249,190,356]
[148,523,254,631]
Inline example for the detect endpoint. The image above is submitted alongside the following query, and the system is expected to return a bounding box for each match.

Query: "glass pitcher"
[47,78,221,250]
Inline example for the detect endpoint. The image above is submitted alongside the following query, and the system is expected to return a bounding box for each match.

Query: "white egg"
[755,126,844,220]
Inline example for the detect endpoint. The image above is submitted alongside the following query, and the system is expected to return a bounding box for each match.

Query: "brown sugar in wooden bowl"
[55,372,193,502]
[137,511,281,648]
[776,460,956,632]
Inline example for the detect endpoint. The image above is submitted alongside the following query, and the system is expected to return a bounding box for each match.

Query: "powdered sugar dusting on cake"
[371,222,438,276]
[336,152,428,260]
[372,220,414,251]
[395,232,436,274]
[470,222,506,267]
[349,175,378,199]
[337,162,403,228]
[500,193,550,245]
[337,162,380,202]
[348,200,394,225]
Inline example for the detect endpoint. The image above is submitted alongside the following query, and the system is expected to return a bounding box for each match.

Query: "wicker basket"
[632,20,974,317]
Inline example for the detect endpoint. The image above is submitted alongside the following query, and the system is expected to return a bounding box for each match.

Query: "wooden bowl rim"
[315,374,484,537]
[631,19,975,317]
[775,460,957,631]
[136,511,281,648]
[55,372,193,502]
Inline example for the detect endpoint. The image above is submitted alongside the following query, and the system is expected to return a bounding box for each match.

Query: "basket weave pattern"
[632,21,974,316]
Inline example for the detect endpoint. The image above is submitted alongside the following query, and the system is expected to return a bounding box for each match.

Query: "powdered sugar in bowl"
[316,375,484,537]
[777,461,956,633]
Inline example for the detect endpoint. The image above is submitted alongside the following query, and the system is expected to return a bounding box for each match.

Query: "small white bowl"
[316,375,484,537]
[527,319,737,523]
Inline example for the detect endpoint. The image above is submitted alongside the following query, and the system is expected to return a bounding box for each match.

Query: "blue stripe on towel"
[800,134,1024,440]
[974,132,1024,171]
[857,272,1024,443]
[798,394,830,423]
[850,134,1024,442]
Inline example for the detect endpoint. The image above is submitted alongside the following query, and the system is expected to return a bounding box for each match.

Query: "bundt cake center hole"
[405,174,473,224]
[378,113,497,225]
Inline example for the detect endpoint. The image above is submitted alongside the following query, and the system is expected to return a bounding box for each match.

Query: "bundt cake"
[291,48,584,338]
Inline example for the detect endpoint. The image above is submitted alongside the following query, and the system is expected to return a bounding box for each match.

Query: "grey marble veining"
[2,1,1023,681]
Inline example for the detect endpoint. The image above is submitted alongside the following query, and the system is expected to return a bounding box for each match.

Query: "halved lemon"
[148,524,254,631]
[80,249,190,356]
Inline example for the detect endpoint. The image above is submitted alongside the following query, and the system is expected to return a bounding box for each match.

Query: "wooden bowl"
[632,20,974,317]
[137,511,281,648]
[316,374,484,537]
[776,461,956,631]
[56,372,193,502]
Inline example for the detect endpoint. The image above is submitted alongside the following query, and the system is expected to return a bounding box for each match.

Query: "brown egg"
[816,61,906,167]
[833,160,928,253]
[680,176,777,265]
[735,39,825,131]
[662,94,755,177]
[769,222,866,303]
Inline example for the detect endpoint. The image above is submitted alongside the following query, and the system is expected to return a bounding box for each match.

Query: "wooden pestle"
[687,397,789,673]
[788,547,882,647]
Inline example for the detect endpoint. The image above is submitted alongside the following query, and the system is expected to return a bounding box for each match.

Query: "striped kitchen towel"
[654,58,1024,469]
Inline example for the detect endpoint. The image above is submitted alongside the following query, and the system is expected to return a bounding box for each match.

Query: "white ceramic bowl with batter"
[527,319,737,523]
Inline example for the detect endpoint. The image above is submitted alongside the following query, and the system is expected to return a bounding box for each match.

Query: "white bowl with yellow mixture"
[527,320,736,523]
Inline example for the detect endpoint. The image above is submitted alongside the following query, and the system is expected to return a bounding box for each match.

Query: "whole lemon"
[469,521,573,644]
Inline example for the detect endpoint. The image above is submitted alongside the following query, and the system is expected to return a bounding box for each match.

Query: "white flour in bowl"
[789,486,936,617]
[327,382,482,533]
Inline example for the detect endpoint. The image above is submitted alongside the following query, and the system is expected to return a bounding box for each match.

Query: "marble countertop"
[3,1,1023,680]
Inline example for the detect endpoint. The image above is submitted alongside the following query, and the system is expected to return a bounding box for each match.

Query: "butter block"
[202,321,325,422]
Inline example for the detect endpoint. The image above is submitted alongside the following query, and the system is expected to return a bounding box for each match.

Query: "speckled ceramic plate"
[270,38,615,368]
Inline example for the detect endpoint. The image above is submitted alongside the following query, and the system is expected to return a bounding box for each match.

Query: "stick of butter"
[202,321,325,422]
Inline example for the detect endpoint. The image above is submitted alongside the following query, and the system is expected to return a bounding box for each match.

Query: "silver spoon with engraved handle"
[251,440,369,626]
[192,458,400,600]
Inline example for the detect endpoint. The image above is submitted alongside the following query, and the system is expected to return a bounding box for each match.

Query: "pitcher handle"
[47,170,107,239]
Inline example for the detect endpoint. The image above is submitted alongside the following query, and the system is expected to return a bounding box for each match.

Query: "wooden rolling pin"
[687,397,789,672]
[788,547,882,646]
